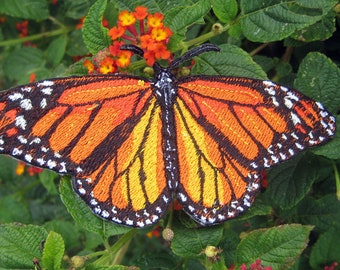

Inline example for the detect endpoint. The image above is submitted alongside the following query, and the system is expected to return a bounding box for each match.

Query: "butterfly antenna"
[120,44,144,57]
[169,43,220,70]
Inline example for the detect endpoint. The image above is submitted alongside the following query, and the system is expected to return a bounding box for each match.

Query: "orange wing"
[0,75,170,227]
[175,76,336,225]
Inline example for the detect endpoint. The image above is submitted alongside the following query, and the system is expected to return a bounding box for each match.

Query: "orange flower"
[99,57,115,74]
[116,51,132,67]
[16,161,43,176]
[83,59,95,73]
[151,27,172,42]
[147,13,164,28]
[16,162,25,175]
[134,6,148,20]
[109,41,125,56]
[108,25,126,40]
[154,43,171,60]
[76,17,84,29]
[119,10,136,26]
[143,50,156,66]
[146,226,161,238]
[140,34,156,49]
[29,73,36,83]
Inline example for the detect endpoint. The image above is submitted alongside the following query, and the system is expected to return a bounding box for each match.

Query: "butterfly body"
[0,44,336,227]
[152,65,179,191]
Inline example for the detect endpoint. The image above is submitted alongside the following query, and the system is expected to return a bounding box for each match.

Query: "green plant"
[0,0,339,269]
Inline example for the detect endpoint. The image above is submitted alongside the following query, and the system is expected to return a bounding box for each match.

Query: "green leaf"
[132,252,179,270]
[310,228,340,269]
[0,0,49,20]
[291,9,336,42]
[0,195,31,223]
[66,30,89,57]
[239,0,336,42]
[294,52,339,159]
[239,198,272,220]
[313,117,340,159]
[41,231,65,270]
[46,35,68,66]
[44,220,82,251]
[3,47,46,82]
[113,0,188,14]
[294,52,340,115]
[211,0,238,23]
[164,0,211,47]
[0,224,47,269]
[59,177,130,237]
[0,156,18,181]
[86,265,129,270]
[82,0,110,55]
[171,223,223,257]
[39,170,59,195]
[296,195,340,232]
[192,44,267,79]
[64,0,94,19]
[235,224,313,269]
[265,154,322,210]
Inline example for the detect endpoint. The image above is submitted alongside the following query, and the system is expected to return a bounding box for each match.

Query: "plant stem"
[0,26,73,47]
[332,160,340,200]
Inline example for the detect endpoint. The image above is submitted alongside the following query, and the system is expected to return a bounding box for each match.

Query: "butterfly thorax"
[152,65,177,107]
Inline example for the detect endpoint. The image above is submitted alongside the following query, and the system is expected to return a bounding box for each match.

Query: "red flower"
[16,20,29,37]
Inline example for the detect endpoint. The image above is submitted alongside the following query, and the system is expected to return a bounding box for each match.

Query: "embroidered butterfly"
[0,44,336,227]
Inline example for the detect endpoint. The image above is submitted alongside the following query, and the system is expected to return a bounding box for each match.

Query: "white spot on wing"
[284,97,293,109]
[15,116,27,129]
[21,86,32,92]
[59,162,67,173]
[41,87,53,95]
[78,188,86,195]
[290,112,301,125]
[47,159,57,169]
[12,148,23,155]
[18,135,27,144]
[8,93,24,101]
[24,154,33,162]
[37,158,45,165]
[38,80,54,87]
[263,81,276,87]
[40,98,47,108]
[20,99,33,110]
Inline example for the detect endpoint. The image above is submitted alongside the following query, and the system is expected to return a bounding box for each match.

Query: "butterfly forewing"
[0,75,172,227]
[175,76,335,225]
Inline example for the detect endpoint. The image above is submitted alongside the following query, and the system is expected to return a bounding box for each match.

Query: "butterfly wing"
[175,76,336,225]
[0,75,170,227]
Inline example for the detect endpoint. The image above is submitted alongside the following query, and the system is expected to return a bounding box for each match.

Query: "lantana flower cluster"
[16,161,43,176]
[84,6,172,74]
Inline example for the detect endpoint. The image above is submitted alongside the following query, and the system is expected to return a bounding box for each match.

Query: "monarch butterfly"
[0,44,336,227]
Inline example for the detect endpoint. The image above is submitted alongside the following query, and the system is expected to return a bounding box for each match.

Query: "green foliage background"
[0,0,339,269]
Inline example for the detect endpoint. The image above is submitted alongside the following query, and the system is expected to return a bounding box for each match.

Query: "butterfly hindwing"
[175,76,335,225]
[73,98,171,227]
